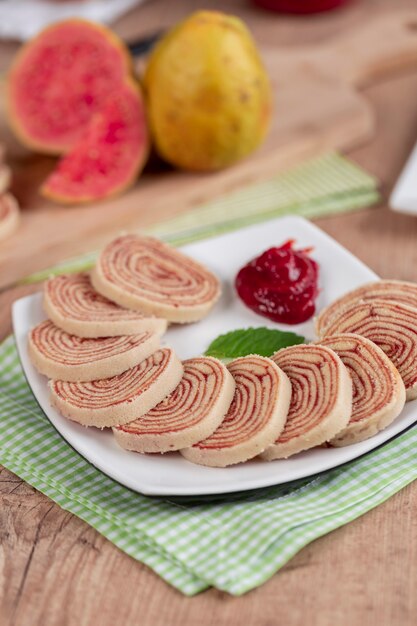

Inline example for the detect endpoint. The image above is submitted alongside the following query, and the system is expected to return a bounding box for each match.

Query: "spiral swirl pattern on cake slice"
[50,348,184,427]
[44,272,167,337]
[29,320,161,382]
[91,235,221,323]
[316,280,417,337]
[318,299,417,401]
[261,344,352,460]
[113,357,235,453]
[181,355,291,467]
[0,192,19,241]
[318,334,405,446]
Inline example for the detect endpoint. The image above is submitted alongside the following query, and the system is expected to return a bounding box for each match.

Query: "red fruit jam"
[235,240,319,325]
[252,0,351,14]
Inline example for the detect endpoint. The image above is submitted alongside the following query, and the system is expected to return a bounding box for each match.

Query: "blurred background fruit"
[144,10,272,172]
[41,78,149,204]
[252,0,352,13]
[6,19,149,204]
[7,19,133,154]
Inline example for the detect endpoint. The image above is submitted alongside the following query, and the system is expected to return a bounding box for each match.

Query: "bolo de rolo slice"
[29,319,163,382]
[261,344,352,460]
[44,272,167,338]
[91,234,221,323]
[181,355,292,467]
[318,333,405,446]
[50,348,183,428]
[113,356,236,453]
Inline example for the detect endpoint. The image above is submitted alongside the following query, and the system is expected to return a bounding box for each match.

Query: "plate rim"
[11,216,417,496]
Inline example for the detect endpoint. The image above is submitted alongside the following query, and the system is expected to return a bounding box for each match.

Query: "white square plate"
[12,216,417,496]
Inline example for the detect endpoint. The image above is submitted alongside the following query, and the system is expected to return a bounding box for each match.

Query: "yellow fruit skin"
[144,11,272,172]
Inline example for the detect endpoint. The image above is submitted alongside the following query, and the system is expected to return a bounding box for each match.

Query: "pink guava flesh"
[42,81,149,203]
[9,21,130,153]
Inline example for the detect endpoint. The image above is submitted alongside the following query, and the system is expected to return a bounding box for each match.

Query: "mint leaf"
[205,327,306,360]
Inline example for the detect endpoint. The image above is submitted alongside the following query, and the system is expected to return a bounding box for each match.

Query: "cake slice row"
[44,233,221,340]
[316,280,417,401]
[34,331,406,465]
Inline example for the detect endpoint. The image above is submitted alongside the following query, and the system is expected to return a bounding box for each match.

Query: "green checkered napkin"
[1,151,405,596]
[1,336,416,595]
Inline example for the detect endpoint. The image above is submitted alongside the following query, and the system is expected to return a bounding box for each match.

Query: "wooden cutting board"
[0,10,416,289]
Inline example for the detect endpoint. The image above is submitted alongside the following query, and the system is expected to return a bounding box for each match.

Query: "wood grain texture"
[0,4,416,288]
[1,1,417,624]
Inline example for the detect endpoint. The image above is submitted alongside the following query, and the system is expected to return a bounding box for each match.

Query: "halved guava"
[8,19,133,154]
[41,79,149,204]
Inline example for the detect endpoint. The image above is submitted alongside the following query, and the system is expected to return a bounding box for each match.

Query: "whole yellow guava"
[143,11,272,171]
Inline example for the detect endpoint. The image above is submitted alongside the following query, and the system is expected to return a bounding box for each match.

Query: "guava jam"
[235,240,319,325]
[252,0,350,13]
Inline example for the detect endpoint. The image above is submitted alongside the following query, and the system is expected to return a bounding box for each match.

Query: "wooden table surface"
[1,1,417,625]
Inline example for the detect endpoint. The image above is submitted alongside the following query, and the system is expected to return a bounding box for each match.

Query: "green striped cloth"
[1,336,416,595]
[22,152,378,284]
[1,151,404,596]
